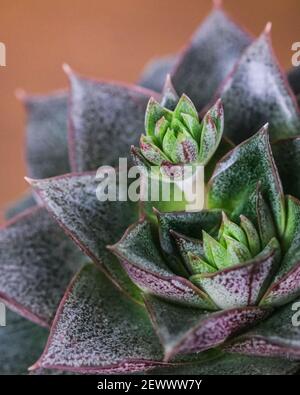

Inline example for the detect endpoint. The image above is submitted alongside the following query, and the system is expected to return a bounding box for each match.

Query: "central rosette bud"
[139,94,223,166]
[188,212,263,276]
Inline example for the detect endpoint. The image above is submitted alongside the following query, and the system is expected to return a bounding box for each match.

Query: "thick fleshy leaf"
[144,295,268,361]
[171,231,203,270]
[220,29,300,143]
[4,192,36,220]
[171,8,252,110]
[272,137,300,200]
[288,66,300,96]
[226,297,300,360]
[109,219,215,309]
[149,353,300,375]
[0,206,85,327]
[0,308,47,374]
[156,209,221,271]
[20,91,71,178]
[32,264,166,374]
[29,172,142,303]
[67,67,158,171]
[139,55,178,93]
[192,239,279,309]
[260,263,300,307]
[207,127,285,235]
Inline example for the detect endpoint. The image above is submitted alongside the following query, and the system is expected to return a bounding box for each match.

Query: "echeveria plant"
[1,2,300,375]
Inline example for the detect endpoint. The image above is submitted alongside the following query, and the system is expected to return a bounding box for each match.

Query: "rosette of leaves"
[132,77,224,174]
[1,1,300,375]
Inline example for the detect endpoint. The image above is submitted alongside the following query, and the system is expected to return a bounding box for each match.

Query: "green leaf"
[145,98,173,136]
[240,215,261,256]
[203,230,227,269]
[208,126,286,237]
[181,113,202,142]
[140,135,170,165]
[187,252,216,275]
[194,238,280,309]
[154,116,169,145]
[173,94,199,121]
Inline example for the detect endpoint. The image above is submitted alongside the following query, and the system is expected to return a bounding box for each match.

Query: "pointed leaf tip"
[15,89,27,101]
[213,0,223,9]
[62,63,73,76]
[264,22,272,35]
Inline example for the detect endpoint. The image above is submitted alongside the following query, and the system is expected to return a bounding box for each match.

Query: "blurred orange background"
[0,0,299,209]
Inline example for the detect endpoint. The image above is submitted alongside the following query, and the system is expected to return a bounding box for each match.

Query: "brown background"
[0,0,299,210]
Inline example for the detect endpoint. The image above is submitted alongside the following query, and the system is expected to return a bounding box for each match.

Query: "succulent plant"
[133,78,224,169]
[1,2,300,375]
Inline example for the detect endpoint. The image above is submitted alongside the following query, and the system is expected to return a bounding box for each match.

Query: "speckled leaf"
[0,308,48,374]
[282,195,300,252]
[272,137,300,200]
[144,295,268,361]
[139,55,178,93]
[0,206,85,327]
[31,265,166,374]
[171,8,252,110]
[67,69,158,171]
[4,192,36,220]
[156,209,222,272]
[29,173,142,303]
[192,239,279,309]
[171,231,203,270]
[21,91,71,178]
[149,353,300,375]
[207,127,285,236]
[260,197,300,307]
[288,66,300,96]
[260,263,300,307]
[220,30,300,143]
[110,219,215,309]
[226,297,300,360]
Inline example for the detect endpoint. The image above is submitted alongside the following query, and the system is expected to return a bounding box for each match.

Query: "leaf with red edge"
[192,239,279,309]
[156,209,221,273]
[272,137,300,200]
[66,66,158,171]
[28,172,142,303]
[225,297,300,360]
[0,308,47,374]
[19,90,71,179]
[171,7,252,111]
[0,207,85,327]
[31,264,167,374]
[149,353,300,375]
[144,295,268,361]
[219,28,300,143]
[109,219,216,310]
[207,127,286,236]
[139,55,178,93]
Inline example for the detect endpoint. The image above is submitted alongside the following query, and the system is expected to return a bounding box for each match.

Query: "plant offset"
[1,2,300,375]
